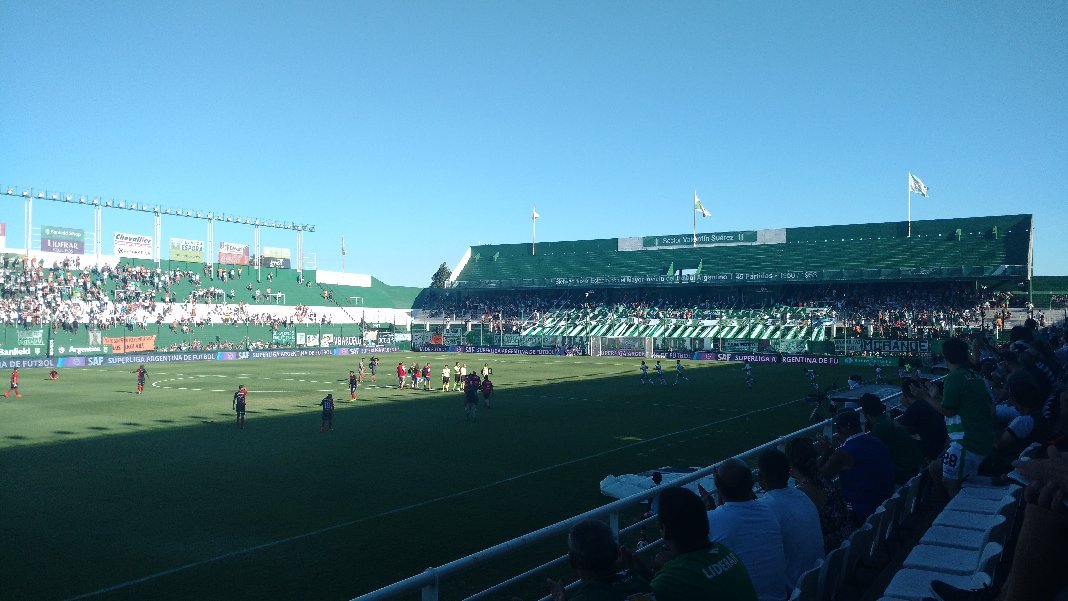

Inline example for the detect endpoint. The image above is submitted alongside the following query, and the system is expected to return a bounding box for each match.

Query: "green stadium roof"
[453,214,1032,289]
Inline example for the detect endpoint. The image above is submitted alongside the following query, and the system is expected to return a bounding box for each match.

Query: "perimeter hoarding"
[261,246,291,269]
[169,238,205,262]
[114,233,153,259]
[41,226,85,254]
[218,242,250,265]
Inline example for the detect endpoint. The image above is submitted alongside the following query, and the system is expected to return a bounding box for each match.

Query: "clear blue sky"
[2,1,1065,287]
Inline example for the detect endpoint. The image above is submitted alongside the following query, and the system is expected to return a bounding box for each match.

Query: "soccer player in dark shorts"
[233,385,248,429]
[453,362,462,389]
[134,365,148,394]
[349,370,358,400]
[320,393,335,432]
[4,367,21,398]
[481,376,493,409]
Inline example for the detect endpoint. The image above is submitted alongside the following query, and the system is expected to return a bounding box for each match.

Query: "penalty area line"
[64,395,809,600]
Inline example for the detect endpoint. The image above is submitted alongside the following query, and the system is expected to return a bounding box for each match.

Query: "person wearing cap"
[818,410,895,526]
[859,393,924,484]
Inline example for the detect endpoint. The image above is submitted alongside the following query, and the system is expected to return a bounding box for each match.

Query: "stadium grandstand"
[410,214,1044,354]
[0,254,421,356]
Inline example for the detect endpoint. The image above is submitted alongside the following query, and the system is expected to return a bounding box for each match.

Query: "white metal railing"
[354,381,923,601]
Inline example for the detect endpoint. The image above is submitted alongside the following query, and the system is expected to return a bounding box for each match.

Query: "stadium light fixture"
[22,190,29,197]
[92,199,99,206]
[5,187,12,194]
[65,194,73,202]
[37,192,44,199]
[51,193,59,200]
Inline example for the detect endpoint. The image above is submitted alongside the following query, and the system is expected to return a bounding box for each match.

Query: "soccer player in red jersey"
[397,362,406,389]
[4,367,21,398]
[133,365,148,394]
[481,376,494,409]
[233,385,248,429]
[49,369,59,381]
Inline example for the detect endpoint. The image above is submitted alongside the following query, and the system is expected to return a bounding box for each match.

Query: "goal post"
[588,336,652,358]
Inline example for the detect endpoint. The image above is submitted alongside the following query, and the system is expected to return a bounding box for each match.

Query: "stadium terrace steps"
[456,215,1031,287]
[116,259,418,309]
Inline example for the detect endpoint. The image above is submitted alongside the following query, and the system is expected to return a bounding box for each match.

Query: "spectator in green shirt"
[622,487,757,601]
[922,337,996,498]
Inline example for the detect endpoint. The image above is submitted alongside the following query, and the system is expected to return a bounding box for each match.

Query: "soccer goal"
[588,336,654,357]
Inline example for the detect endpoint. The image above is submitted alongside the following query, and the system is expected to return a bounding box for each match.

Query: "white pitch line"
[63,395,808,600]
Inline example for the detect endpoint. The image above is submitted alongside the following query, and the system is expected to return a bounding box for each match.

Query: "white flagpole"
[907,173,912,238]
[692,191,697,247]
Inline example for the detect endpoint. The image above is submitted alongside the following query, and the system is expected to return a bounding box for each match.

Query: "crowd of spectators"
[544,319,1068,600]
[0,260,334,332]
[421,284,1017,341]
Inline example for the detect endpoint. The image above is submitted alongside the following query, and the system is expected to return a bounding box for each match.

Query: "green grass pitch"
[0,354,869,600]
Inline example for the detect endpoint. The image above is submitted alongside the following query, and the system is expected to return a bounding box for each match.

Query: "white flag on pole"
[694,191,711,217]
[908,173,929,197]
[532,208,540,220]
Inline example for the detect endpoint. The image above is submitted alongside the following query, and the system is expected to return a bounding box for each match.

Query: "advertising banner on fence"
[834,339,930,355]
[114,232,153,258]
[41,226,85,254]
[169,238,205,263]
[103,335,157,354]
[17,329,45,346]
[0,222,5,249]
[261,246,291,269]
[218,242,250,265]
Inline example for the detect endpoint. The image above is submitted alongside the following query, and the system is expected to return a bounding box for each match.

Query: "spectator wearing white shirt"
[707,458,789,601]
[757,449,825,589]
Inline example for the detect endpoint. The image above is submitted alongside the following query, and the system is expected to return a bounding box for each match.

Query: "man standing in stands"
[233,384,247,429]
[134,365,148,395]
[349,370,358,400]
[4,367,21,398]
[622,487,757,601]
[922,337,996,498]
